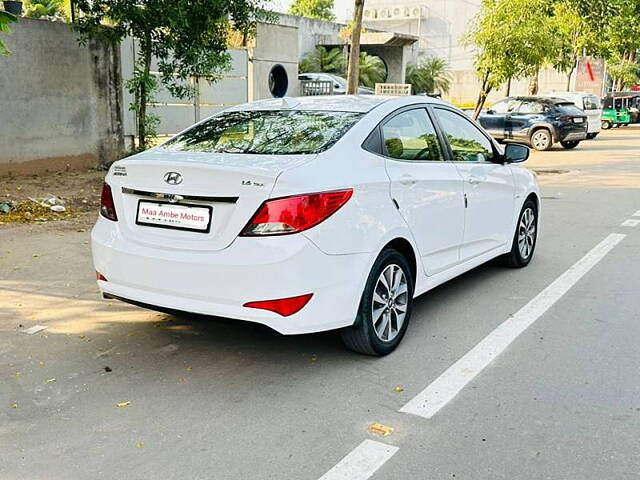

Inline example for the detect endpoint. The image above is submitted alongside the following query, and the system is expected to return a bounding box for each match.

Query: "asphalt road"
[2,126,639,479]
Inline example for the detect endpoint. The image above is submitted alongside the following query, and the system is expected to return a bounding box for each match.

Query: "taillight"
[96,272,107,281]
[244,293,313,317]
[240,189,353,236]
[100,183,118,221]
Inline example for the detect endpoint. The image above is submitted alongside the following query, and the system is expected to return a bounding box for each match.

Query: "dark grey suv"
[479,96,588,151]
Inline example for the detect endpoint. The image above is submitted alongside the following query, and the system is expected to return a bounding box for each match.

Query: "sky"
[270,0,354,23]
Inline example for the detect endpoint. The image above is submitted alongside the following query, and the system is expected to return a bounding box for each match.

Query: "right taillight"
[100,183,118,221]
[240,189,353,236]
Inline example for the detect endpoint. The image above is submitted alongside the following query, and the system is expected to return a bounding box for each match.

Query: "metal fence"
[300,80,334,96]
[375,83,412,96]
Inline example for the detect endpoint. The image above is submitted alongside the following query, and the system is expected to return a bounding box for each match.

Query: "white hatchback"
[92,95,540,355]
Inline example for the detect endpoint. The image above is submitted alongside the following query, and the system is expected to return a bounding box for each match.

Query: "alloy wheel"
[518,207,536,259]
[532,131,550,150]
[371,264,408,342]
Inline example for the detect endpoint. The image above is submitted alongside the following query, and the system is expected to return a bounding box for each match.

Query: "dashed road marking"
[318,440,399,480]
[621,219,640,227]
[400,233,626,419]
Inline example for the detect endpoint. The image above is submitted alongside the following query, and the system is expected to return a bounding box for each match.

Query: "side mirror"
[504,143,530,163]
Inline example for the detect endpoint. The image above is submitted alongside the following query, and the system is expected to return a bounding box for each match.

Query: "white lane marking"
[400,233,626,419]
[633,210,640,217]
[318,440,399,480]
[621,219,640,227]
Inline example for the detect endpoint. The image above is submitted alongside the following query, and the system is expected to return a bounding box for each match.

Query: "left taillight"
[240,189,353,236]
[100,183,118,221]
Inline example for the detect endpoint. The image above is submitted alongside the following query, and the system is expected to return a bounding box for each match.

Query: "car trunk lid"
[109,151,314,252]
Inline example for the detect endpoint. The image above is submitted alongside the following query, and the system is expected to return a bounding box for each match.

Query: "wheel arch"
[382,237,418,282]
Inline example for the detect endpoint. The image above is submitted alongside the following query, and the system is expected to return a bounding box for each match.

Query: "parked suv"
[541,91,602,139]
[479,96,588,150]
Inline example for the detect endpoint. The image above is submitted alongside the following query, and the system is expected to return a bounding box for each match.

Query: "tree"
[0,10,17,56]
[74,0,272,149]
[551,1,595,91]
[299,46,345,74]
[346,0,364,94]
[464,0,558,118]
[287,0,335,21]
[358,52,386,87]
[24,0,68,20]
[406,57,452,94]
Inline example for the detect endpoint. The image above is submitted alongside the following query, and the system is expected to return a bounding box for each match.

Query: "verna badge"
[164,172,183,185]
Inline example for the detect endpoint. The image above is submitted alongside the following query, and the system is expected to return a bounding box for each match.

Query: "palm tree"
[406,57,453,95]
[358,52,386,87]
[299,46,346,75]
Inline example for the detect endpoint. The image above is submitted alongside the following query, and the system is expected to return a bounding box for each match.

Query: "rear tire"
[499,199,538,268]
[530,129,553,151]
[560,140,580,149]
[601,120,611,130]
[341,249,414,356]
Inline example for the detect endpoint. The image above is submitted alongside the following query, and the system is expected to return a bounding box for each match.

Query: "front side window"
[434,108,493,162]
[381,109,442,161]
[160,110,363,155]
[491,99,520,114]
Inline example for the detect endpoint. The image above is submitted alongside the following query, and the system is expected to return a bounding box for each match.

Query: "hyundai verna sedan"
[92,95,540,355]
[479,96,588,151]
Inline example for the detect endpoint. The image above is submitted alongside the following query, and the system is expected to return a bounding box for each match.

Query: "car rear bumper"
[557,125,587,142]
[91,217,370,334]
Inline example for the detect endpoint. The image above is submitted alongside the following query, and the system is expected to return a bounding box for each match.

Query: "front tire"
[499,199,538,268]
[341,249,414,356]
[530,129,553,151]
[560,140,580,149]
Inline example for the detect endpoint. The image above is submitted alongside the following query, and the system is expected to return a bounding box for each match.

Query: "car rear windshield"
[555,103,584,115]
[159,110,363,155]
[583,95,600,110]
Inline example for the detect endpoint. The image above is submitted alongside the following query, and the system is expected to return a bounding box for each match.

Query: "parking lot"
[2,126,639,479]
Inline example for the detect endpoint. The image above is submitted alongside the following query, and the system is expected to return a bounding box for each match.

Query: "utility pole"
[346,0,365,94]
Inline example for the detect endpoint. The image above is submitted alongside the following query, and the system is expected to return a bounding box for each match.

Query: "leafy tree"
[24,0,68,20]
[464,0,558,118]
[74,0,273,149]
[288,0,335,21]
[406,57,452,94]
[551,1,596,90]
[358,52,386,87]
[0,10,16,56]
[299,46,346,74]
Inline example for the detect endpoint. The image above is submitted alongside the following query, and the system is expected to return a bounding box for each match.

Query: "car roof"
[507,96,572,105]
[226,95,449,114]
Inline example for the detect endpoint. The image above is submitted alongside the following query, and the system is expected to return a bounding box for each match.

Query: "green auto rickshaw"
[601,94,632,129]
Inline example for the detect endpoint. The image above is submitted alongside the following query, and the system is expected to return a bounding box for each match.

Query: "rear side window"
[434,108,493,162]
[555,103,583,115]
[160,110,363,155]
[518,101,545,114]
[381,109,443,161]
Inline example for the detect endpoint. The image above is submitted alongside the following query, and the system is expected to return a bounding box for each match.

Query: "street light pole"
[346,0,365,95]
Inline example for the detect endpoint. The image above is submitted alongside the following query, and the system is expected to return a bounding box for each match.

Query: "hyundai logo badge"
[164,171,183,185]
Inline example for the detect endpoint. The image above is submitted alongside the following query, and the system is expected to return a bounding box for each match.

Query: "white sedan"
[92,95,540,355]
